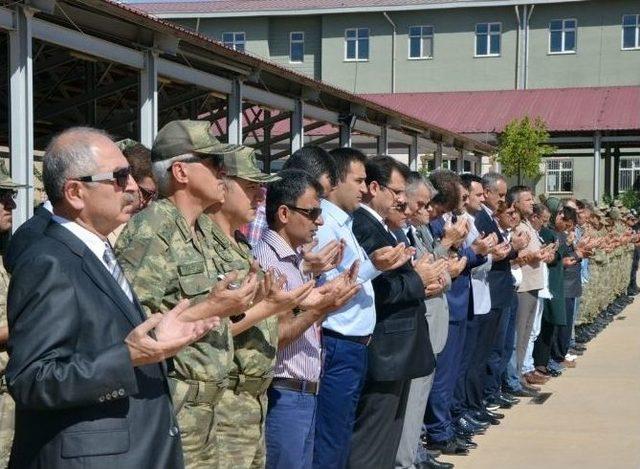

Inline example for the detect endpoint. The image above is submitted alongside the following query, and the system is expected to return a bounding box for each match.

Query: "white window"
[475,22,501,57]
[290,31,304,63]
[546,159,573,193]
[345,28,369,61]
[622,14,640,50]
[549,19,577,53]
[619,158,640,192]
[222,32,245,52]
[409,25,434,59]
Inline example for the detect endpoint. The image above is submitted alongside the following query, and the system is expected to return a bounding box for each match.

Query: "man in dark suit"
[348,156,435,469]
[3,204,51,274]
[6,127,219,468]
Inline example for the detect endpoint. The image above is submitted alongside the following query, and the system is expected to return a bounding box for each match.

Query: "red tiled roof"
[364,87,640,134]
[132,0,479,15]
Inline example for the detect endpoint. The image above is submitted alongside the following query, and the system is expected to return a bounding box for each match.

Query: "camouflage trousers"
[0,389,14,469]
[171,378,227,469]
[216,387,268,469]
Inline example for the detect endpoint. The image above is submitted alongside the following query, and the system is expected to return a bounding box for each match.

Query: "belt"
[168,377,228,406]
[271,377,318,395]
[322,328,372,346]
[229,373,273,397]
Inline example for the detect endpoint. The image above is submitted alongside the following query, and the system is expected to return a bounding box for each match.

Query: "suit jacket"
[352,207,435,382]
[4,205,52,274]
[6,222,183,469]
[429,215,485,321]
[474,207,516,309]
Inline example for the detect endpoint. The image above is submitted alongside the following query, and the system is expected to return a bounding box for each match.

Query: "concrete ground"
[441,297,640,469]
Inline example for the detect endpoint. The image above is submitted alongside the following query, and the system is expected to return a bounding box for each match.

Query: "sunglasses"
[139,186,158,203]
[0,190,17,204]
[286,205,322,221]
[75,166,132,189]
[381,184,404,197]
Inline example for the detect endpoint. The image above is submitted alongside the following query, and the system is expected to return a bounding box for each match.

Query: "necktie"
[406,228,416,247]
[103,242,134,302]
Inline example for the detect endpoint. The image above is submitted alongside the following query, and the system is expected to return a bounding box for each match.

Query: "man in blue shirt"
[313,148,413,469]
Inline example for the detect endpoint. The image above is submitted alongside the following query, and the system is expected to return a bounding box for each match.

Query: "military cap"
[0,160,27,190]
[116,138,144,153]
[224,146,280,183]
[152,120,240,163]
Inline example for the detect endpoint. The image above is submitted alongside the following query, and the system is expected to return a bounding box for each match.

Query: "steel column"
[139,50,158,148]
[457,148,465,173]
[339,124,352,148]
[290,99,304,154]
[9,6,34,230]
[377,125,389,154]
[227,79,243,145]
[593,131,601,202]
[434,142,443,169]
[408,134,418,171]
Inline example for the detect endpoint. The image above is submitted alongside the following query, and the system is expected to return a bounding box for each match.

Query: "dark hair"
[365,155,409,187]
[283,145,337,187]
[428,169,461,211]
[266,169,323,228]
[460,173,483,190]
[505,191,516,208]
[560,206,577,225]
[122,142,153,183]
[532,203,549,217]
[507,185,532,203]
[329,147,367,182]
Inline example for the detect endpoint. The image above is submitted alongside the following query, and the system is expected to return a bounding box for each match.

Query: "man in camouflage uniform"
[116,120,259,468]
[0,163,25,467]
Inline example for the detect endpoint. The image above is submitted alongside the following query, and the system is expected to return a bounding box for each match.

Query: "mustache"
[122,193,136,205]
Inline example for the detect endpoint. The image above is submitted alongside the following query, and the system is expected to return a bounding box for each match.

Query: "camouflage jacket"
[208,221,278,379]
[115,199,233,384]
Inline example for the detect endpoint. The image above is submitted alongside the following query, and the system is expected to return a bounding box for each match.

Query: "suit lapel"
[357,207,397,246]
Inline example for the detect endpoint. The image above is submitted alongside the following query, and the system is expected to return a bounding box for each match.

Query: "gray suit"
[395,224,451,468]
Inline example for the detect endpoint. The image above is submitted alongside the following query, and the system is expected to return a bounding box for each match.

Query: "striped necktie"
[103,242,134,303]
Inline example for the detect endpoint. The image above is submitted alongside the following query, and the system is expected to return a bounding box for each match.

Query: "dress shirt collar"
[321,198,351,227]
[482,204,494,218]
[262,229,302,264]
[359,203,389,231]
[51,213,109,262]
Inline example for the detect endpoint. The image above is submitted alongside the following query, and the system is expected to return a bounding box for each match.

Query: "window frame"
[221,31,246,52]
[474,22,502,58]
[344,27,370,62]
[289,31,305,63]
[408,25,435,60]
[618,157,640,192]
[621,14,640,50]
[545,158,574,194]
[548,18,578,55]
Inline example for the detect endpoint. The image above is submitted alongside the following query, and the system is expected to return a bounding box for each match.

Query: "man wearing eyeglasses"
[115,120,260,468]
[0,162,25,468]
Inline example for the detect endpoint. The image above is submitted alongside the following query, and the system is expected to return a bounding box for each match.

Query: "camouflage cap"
[0,160,27,190]
[224,146,280,183]
[116,138,143,153]
[151,120,241,163]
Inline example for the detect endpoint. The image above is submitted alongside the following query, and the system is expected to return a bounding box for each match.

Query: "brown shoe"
[524,371,549,385]
[522,382,541,392]
[560,360,576,368]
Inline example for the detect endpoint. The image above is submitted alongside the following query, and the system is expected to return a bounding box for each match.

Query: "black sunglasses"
[139,186,158,203]
[75,166,132,189]
[286,205,322,220]
[0,190,17,204]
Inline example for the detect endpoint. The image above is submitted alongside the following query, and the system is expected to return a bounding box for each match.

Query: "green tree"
[497,116,556,184]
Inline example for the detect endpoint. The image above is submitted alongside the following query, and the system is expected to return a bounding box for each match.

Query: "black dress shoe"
[456,416,486,434]
[463,414,490,430]
[499,392,520,405]
[426,438,469,456]
[506,387,537,398]
[418,453,455,469]
[485,409,505,419]
[470,410,500,425]
[455,436,478,449]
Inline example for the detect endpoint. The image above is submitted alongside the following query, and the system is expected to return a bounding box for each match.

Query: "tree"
[497,116,556,184]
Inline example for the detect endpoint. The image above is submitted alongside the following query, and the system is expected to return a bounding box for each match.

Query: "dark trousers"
[451,318,479,419]
[533,313,556,369]
[314,335,368,469]
[464,309,502,412]
[630,247,640,289]
[348,379,410,469]
[484,305,511,400]
[266,387,317,469]
[424,319,467,443]
[551,297,576,362]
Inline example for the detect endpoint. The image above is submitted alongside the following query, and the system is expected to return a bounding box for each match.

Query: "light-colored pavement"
[442,297,640,469]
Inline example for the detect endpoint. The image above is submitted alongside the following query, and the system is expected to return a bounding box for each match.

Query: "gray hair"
[152,153,197,197]
[43,127,110,205]
[481,171,506,191]
[406,171,438,199]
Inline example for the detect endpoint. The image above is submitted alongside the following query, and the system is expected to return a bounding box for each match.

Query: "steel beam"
[408,134,418,170]
[227,79,242,145]
[290,99,304,154]
[139,50,158,148]
[157,59,232,94]
[387,128,413,145]
[377,125,389,154]
[9,6,34,229]
[244,85,295,112]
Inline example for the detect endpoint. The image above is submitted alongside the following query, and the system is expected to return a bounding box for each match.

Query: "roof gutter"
[382,12,396,93]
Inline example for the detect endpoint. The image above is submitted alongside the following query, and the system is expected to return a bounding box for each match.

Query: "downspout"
[514,5,521,89]
[524,4,535,89]
[195,17,200,33]
[383,12,396,93]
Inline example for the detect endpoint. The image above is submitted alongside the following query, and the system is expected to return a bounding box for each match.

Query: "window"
[290,31,304,63]
[549,19,577,53]
[222,32,245,52]
[619,158,640,192]
[546,159,573,193]
[345,28,369,61]
[622,14,640,50]
[475,22,501,57]
[409,25,434,59]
